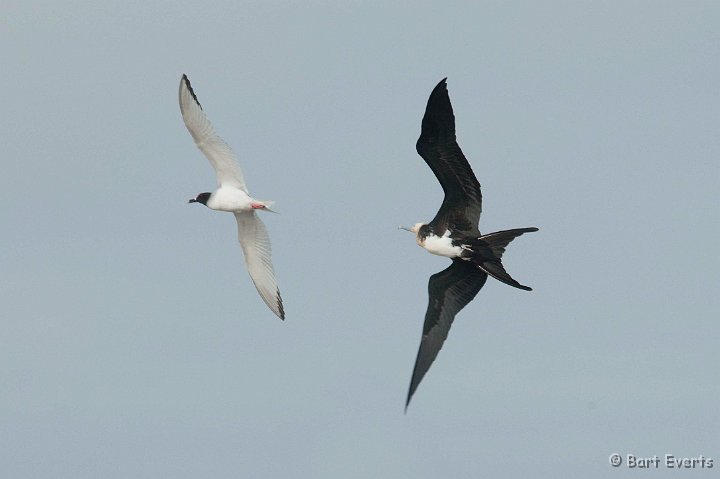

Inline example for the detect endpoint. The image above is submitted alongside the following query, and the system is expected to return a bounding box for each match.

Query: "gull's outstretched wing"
[179,74,248,192]
[406,259,487,408]
[234,212,284,320]
[416,78,482,234]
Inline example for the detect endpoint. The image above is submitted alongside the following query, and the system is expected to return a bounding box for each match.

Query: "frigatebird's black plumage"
[416,78,482,235]
[406,259,487,408]
[403,78,538,409]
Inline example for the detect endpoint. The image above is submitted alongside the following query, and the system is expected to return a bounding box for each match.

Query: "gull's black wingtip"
[277,290,285,320]
[180,73,191,89]
[180,73,202,109]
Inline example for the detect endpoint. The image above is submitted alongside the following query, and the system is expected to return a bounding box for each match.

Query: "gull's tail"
[256,200,278,214]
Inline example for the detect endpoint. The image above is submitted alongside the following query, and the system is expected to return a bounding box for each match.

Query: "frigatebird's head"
[188,192,211,206]
[398,223,425,234]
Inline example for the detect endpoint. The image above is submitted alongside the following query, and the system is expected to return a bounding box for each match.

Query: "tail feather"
[477,260,532,291]
[259,200,278,214]
[475,227,538,290]
[480,227,538,259]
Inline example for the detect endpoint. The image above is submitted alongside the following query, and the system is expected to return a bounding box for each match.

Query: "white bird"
[179,74,285,320]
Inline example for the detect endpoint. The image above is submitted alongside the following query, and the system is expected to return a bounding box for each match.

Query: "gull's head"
[188,192,211,206]
[398,223,425,234]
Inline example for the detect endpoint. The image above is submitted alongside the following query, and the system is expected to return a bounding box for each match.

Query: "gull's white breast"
[207,187,253,212]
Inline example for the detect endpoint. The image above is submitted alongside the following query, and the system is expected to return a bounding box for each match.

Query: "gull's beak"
[398,225,411,232]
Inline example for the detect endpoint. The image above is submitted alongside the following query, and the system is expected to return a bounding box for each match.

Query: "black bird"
[400,78,538,409]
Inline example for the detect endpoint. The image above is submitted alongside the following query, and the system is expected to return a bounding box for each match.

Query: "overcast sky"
[1,1,719,478]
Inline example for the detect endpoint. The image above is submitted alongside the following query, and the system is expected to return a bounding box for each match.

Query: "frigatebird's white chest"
[418,229,464,258]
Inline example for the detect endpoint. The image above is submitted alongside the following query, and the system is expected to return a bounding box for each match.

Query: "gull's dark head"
[188,192,211,206]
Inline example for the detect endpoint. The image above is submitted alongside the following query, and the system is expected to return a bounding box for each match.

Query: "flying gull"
[401,78,537,408]
[179,74,285,320]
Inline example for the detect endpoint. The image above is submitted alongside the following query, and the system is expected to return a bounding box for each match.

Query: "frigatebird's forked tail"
[481,227,539,259]
[475,227,538,291]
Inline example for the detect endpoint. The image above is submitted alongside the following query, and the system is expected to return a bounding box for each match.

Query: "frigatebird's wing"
[416,78,482,234]
[406,259,487,409]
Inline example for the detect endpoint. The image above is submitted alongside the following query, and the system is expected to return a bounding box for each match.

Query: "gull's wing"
[406,259,487,409]
[234,212,284,320]
[416,78,482,234]
[179,74,248,192]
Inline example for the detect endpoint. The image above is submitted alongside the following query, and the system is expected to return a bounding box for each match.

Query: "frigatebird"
[400,78,537,408]
[179,74,285,320]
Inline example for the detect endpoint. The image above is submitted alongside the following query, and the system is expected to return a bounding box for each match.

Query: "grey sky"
[1,1,719,477]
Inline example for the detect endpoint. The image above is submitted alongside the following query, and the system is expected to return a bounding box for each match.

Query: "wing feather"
[406,260,487,408]
[179,75,248,192]
[416,79,482,233]
[234,212,284,320]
